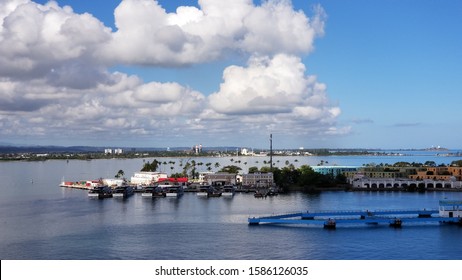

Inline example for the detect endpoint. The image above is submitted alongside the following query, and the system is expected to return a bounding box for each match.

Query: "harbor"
[248,200,462,228]
[3,156,462,260]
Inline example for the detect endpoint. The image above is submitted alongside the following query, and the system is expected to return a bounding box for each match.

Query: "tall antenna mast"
[270,134,273,172]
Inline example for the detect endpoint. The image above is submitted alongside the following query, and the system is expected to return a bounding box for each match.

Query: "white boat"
[221,185,236,197]
[196,185,211,197]
[88,185,112,199]
[141,185,165,198]
[207,188,222,198]
[112,185,134,198]
[162,185,184,198]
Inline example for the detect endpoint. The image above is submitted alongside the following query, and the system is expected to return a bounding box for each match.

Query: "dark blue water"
[1,158,462,260]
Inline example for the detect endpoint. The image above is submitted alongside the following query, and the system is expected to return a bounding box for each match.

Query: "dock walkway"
[248,209,462,228]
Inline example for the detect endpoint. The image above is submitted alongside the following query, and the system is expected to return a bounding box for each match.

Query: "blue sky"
[1,0,461,149]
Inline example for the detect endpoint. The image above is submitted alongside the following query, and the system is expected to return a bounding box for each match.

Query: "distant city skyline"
[1,0,461,149]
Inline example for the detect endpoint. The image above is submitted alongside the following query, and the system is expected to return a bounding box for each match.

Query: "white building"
[103,178,125,187]
[130,172,168,185]
[241,148,254,156]
[204,172,237,186]
[105,148,123,154]
[242,172,274,188]
[198,172,214,184]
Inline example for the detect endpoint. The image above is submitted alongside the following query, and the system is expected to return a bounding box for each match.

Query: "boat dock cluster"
[60,180,277,199]
[248,200,462,229]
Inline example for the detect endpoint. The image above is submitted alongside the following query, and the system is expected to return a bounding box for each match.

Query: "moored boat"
[207,186,222,197]
[266,188,279,196]
[88,185,113,199]
[163,185,184,198]
[141,185,165,198]
[112,185,134,198]
[196,185,211,197]
[254,190,266,198]
[221,185,235,197]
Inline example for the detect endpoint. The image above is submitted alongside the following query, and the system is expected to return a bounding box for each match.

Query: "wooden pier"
[248,208,462,229]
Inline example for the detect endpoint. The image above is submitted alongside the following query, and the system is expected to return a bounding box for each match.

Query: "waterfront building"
[204,172,237,186]
[409,166,462,181]
[352,177,462,190]
[344,166,417,180]
[311,166,359,177]
[130,172,168,185]
[242,172,274,188]
[197,171,213,184]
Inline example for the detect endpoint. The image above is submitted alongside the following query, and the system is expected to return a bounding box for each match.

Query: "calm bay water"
[1,153,462,260]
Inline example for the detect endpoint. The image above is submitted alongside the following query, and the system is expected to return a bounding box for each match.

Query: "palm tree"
[115,169,124,178]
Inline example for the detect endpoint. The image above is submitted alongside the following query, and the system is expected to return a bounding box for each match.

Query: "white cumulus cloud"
[197,54,347,140]
[0,0,111,85]
[0,0,347,146]
[103,0,326,66]
[208,54,339,121]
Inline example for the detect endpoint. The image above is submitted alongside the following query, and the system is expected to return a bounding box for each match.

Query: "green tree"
[248,166,259,173]
[115,169,124,178]
[219,165,242,174]
[141,160,159,172]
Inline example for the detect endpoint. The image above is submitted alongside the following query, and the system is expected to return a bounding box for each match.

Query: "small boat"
[221,185,235,197]
[197,185,211,197]
[324,219,336,229]
[266,188,279,196]
[141,185,165,198]
[389,218,402,228]
[254,190,266,198]
[163,185,184,198]
[88,185,113,199]
[112,185,134,198]
[207,188,222,198]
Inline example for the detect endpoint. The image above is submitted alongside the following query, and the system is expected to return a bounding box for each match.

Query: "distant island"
[0,145,407,161]
[1,144,460,162]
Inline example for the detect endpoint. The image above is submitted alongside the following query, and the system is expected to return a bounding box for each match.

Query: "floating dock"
[248,200,462,229]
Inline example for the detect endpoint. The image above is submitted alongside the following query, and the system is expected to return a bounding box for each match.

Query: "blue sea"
[1,153,462,260]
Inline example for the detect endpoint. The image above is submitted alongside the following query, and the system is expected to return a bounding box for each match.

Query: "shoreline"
[60,183,462,193]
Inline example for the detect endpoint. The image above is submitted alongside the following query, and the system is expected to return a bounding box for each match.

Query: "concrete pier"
[248,208,462,228]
